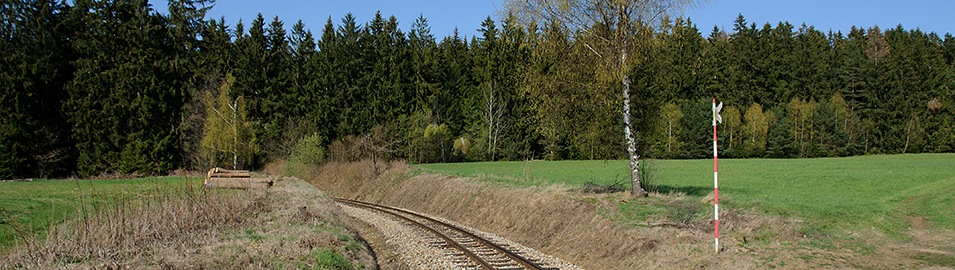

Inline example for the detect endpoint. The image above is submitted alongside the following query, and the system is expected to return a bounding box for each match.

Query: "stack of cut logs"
[204,167,273,189]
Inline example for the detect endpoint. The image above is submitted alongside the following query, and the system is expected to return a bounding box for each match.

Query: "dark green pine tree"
[834,27,875,153]
[66,0,185,175]
[435,29,473,142]
[260,15,293,156]
[702,25,732,104]
[315,17,339,140]
[471,16,505,160]
[727,14,761,106]
[763,22,797,104]
[658,17,705,102]
[288,20,316,119]
[388,15,415,120]
[793,24,830,100]
[287,19,323,135]
[231,14,269,159]
[199,17,235,74]
[409,15,439,116]
[498,14,534,159]
[678,99,714,159]
[0,0,75,178]
[166,0,213,86]
[330,13,368,137]
[877,27,949,153]
[168,0,214,170]
[364,12,414,127]
[943,34,955,66]
[765,107,797,158]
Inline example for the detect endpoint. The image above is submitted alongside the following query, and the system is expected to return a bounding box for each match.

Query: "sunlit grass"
[417,153,955,234]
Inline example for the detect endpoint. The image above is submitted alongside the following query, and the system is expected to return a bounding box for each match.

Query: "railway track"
[334,198,555,270]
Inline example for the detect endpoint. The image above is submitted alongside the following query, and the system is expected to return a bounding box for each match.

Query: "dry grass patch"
[1,176,376,269]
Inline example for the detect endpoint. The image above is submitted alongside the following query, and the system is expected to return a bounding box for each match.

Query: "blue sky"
[150,0,953,39]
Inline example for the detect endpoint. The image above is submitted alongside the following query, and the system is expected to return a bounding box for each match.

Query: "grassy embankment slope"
[418,153,955,237]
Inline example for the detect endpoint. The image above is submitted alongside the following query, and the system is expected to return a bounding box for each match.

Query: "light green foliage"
[200,73,258,169]
[405,110,455,163]
[722,105,742,152]
[787,98,820,157]
[453,137,472,156]
[650,103,684,158]
[285,133,326,178]
[424,123,449,139]
[424,123,451,162]
[742,103,769,156]
[290,133,326,165]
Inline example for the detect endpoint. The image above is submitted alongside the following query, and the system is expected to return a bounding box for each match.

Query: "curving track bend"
[334,198,560,270]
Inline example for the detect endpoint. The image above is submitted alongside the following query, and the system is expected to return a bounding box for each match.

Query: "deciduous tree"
[201,73,257,169]
[505,0,702,196]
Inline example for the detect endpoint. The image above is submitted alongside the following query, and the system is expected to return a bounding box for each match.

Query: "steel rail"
[334,198,545,270]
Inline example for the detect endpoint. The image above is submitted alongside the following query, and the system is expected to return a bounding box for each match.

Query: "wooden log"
[0,178,33,182]
[210,167,250,174]
[208,172,252,178]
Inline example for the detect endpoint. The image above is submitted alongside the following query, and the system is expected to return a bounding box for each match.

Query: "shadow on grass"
[647,184,711,197]
[575,182,710,197]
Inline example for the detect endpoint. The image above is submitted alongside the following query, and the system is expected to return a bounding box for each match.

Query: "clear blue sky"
[150,0,953,39]
[687,0,954,36]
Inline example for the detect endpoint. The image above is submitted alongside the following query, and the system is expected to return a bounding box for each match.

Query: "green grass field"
[417,153,955,235]
[0,177,202,251]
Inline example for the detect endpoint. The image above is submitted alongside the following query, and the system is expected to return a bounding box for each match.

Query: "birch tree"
[505,0,702,196]
[201,73,257,170]
[482,81,508,161]
[743,102,768,154]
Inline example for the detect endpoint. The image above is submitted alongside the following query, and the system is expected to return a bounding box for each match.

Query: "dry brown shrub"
[328,135,359,162]
[89,170,146,180]
[262,158,287,175]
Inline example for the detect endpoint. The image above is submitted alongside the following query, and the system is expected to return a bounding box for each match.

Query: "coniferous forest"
[2,0,954,178]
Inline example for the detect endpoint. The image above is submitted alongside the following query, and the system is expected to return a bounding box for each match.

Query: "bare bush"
[327,135,359,163]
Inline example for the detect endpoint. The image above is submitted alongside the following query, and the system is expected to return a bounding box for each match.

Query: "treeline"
[2,0,953,178]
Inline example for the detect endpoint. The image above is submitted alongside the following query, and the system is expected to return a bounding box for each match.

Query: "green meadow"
[417,153,955,234]
[0,177,202,251]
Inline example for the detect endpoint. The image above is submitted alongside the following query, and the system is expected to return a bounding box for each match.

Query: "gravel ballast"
[340,202,582,270]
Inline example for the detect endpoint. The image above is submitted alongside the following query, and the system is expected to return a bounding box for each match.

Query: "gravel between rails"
[340,203,583,270]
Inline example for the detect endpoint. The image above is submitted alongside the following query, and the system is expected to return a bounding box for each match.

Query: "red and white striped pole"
[712,98,722,253]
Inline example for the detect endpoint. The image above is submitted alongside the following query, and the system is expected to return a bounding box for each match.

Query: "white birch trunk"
[622,49,647,197]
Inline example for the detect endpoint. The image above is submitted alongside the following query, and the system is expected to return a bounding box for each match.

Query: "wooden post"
[713,99,722,253]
